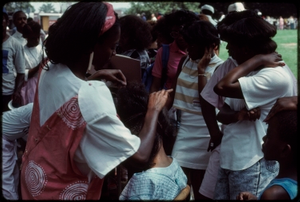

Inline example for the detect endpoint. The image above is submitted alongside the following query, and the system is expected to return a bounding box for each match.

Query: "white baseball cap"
[201,4,214,14]
[228,2,245,13]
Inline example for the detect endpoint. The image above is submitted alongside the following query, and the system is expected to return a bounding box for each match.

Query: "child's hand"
[260,52,285,68]
[237,107,261,121]
[236,192,258,200]
[197,47,213,71]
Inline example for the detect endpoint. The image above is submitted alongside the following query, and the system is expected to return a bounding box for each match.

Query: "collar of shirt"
[169,41,186,55]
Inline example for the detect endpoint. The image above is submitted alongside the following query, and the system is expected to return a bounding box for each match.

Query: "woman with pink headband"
[19,2,172,200]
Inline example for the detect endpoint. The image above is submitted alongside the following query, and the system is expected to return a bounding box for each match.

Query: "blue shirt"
[259,178,298,200]
[119,157,187,200]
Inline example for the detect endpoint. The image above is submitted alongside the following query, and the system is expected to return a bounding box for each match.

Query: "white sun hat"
[201,4,215,14]
[228,2,246,13]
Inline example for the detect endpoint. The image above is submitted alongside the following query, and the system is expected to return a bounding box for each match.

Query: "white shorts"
[199,145,220,199]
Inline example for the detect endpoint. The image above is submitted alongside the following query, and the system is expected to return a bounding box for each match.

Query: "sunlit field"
[218,29,298,78]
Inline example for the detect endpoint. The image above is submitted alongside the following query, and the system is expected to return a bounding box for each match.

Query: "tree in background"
[124,2,200,20]
[4,2,35,13]
[39,3,57,13]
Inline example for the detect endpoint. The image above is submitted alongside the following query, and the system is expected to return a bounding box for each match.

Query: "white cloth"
[206,15,218,27]
[11,30,27,46]
[2,103,33,141]
[200,57,238,109]
[2,103,33,200]
[38,63,141,179]
[172,55,224,169]
[220,65,297,171]
[119,157,187,200]
[173,55,224,114]
[24,44,44,81]
[2,35,26,95]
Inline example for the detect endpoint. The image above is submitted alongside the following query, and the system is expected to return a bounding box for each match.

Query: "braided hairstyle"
[44,2,118,68]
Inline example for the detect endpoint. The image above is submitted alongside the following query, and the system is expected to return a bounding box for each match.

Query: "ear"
[280,144,292,158]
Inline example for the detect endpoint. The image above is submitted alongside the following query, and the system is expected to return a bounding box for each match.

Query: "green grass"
[218,29,298,78]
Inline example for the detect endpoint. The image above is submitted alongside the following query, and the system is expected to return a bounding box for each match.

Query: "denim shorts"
[214,158,279,200]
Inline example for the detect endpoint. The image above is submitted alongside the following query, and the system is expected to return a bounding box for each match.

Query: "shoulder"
[260,185,290,200]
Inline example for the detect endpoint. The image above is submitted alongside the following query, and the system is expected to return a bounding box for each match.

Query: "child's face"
[262,117,285,161]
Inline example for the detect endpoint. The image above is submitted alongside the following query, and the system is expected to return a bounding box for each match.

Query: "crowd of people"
[2,1,298,201]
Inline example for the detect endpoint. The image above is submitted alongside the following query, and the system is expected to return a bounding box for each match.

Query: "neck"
[66,58,89,81]
[276,161,297,181]
[152,145,172,168]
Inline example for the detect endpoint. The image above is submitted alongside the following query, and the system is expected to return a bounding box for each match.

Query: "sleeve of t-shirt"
[13,41,26,74]
[2,103,33,140]
[239,67,291,110]
[151,47,163,78]
[78,81,141,179]
[200,59,235,109]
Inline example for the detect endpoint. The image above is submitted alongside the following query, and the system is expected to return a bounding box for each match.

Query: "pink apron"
[20,69,103,200]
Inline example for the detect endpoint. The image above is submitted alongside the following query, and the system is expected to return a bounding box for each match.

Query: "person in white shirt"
[213,11,297,200]
[19,2,172,200]
[2,103,33,200]
[2,8,25,112]
[11,10,27,46]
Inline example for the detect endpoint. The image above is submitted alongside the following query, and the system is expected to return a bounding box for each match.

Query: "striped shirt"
[173,55,223,115]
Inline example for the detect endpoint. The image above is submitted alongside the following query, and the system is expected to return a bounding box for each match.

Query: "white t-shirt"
[220,65,297,171]
[2,103,33,141]
[38,63,141,179]
[200,57,238,109]
[2,35,26,95]
[11,30,27,46]
[24,44,44,81]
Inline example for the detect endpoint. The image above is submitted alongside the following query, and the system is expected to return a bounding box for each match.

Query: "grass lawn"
[218,29,298,78]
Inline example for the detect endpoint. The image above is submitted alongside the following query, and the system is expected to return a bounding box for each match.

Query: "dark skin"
[237,115,297,200]
[264,96,298,122]
[66,24,173,166]
[13,11,27,33]
[214,48,285,99]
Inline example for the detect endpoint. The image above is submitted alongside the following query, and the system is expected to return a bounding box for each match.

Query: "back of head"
[44,2,113,65]
[119,14,152,51]
[181,20,220,48]
[22,20,41,39]
[153,10,199,44]
[116,81,173,169]
[218,10,277,54]
[270,110,297,161]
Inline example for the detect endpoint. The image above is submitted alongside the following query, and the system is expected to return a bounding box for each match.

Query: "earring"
[87,52,94,73]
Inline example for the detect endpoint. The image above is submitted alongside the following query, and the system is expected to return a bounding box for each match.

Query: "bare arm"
[217,103,261,125]
[214,52,284,98]
[199,96,223,151]
[12,73,25,107]
[127,89,173,165]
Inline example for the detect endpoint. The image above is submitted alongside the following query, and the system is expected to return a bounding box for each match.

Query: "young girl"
[167,20,224,200]
[116,82,187,200]
[237,110,297,200]
[20,2,171,200]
